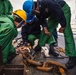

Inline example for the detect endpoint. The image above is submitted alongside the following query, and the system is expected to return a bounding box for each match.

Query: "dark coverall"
[37,0,76,57]
[21,17,42,46]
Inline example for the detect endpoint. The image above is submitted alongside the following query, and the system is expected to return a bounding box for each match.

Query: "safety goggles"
[13,14,25,25]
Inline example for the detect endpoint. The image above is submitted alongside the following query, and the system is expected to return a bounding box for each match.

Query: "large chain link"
[13,38,70,75]
[22,52,71,75]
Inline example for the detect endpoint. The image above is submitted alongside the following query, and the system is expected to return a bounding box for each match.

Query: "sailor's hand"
[59,27,65,33]
[44,27,50,36]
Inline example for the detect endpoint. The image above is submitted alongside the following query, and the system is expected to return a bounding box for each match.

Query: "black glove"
[24,42,31,46]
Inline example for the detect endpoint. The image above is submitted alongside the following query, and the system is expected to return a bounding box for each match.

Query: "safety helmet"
[23,0,34,14]
[26,13,35,23]
[13,9,27,21]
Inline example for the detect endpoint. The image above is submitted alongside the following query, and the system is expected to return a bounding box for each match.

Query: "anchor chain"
[22,52,71,75]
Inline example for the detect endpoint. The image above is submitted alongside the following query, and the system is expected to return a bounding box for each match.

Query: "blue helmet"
[26,13,35,23]
[23,0,34,14]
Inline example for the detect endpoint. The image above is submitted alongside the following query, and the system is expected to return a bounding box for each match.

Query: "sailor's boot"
[31,45,41,56]
[49,44,59,57]
[65,57,76,69]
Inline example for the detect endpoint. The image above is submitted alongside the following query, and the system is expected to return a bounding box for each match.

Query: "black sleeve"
[43,0,66,28]
[40,17,47,28]
[48,0,66,27]
[21,25,29,43]
[36,14,47,28]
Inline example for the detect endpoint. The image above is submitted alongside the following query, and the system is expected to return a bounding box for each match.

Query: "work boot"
[49,45,59,57]
[34,45,41,51]
[31,45,41,56]
[65,57,76,69]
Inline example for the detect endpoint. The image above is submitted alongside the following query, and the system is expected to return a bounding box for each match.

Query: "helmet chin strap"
[16,20,24,28]
[18,20,24,25]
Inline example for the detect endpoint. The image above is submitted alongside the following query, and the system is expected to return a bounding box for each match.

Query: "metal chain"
[22,52,71,75]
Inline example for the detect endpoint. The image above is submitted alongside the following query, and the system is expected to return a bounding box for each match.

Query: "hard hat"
[23,0,34,14]
[13,9,27,21]
[26,13,35,23]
